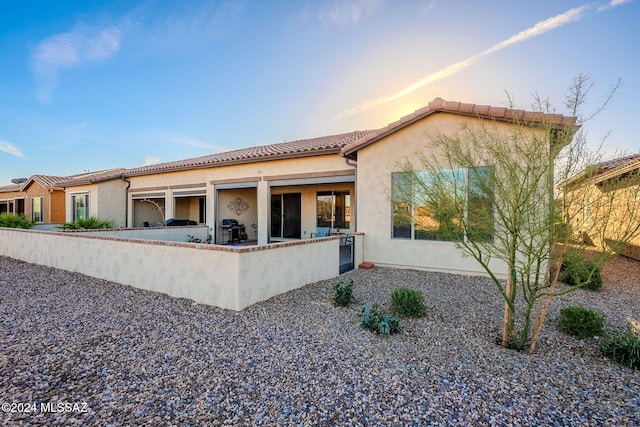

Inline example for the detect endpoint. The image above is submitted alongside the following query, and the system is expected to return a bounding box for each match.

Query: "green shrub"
[60,217,115,230]
[0,213,34,229]
[559,252,603,291]
[557,305,606,339]
[390,287,426,317]
[358,304,400,336]
[600,323,640,370]
[332,277,354,307]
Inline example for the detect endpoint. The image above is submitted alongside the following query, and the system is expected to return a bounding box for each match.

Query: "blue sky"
[1,0,638,185]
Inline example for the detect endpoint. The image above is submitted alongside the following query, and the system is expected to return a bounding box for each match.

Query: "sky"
[1,0,639,185]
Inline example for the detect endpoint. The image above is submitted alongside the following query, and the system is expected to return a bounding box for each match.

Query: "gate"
[339,235,355,274]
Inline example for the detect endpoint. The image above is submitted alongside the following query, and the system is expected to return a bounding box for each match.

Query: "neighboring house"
[57,97,578,276]
[341,98,577,275]
[563,153,640,261]
[0,175,67,224]
[57,169,127,227]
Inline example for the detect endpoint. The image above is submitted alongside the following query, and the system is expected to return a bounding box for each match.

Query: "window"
[391,167,494,243]
[72,194,89,221]
[316,191,350,230]
[16,199,24,215]
[32,197,43,222]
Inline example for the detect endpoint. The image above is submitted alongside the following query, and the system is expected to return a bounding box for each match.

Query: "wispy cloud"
[0,140,26,158]
[421,1,437,14]
[319,0,384,28]
[337,4,592,118]
[126,1,246,54]
[32,24,124,103]
[143,156,161,166]
[155,129,224,152]
[598,0,634,12]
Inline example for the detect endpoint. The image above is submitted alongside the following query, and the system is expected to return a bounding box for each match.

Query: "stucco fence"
[0,228,364,310]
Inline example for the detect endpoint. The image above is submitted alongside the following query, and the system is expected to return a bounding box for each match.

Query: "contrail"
[336,4,592,118]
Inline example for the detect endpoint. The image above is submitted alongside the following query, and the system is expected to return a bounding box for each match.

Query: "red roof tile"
[27,175,68,189]
[342,97,579,156]
[121,130,376,178]
[0,184,21,193]
[58,168,125,187]
[594,153,640,174]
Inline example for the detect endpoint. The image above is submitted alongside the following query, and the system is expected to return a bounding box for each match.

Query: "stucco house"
[59,98,578,277]
[0,175,67,224]
[61,132,373,245]
[57,169,127,227]
[342,97,577,275]
[563,153,640,261]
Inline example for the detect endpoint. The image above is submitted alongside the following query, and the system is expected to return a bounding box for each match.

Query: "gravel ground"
[0,255,638,426]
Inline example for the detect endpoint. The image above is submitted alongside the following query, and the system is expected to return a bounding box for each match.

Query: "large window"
[31,197,43,222]
[316,191,350,230]
[391,167,494,242]
[72,194,89,222]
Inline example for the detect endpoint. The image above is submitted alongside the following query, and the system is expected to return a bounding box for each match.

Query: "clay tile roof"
[593,153,640,174]
[342,97,579,157]
[122,130,376,177]
[0,183,21,193]
[58,168,126,187]
[564,153,640,187]
[29,175,68,188]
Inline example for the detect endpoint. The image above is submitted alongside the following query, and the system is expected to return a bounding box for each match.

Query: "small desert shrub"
[0,213,33,229]
[390,287,426,317]
[599,324,640,370]
[358,304,400,336]
[559,252,603,291]
[60,217,115,230]
[332,277,354,307]
[557,305,606,339]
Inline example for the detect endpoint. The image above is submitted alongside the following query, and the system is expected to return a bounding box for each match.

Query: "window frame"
[316,190,351,231]
[31,197,43,223]
[72,193,90,222]
[391,167,494,243]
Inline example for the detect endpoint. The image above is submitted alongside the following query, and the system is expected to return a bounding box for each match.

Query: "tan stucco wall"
[355,113,540,276]
[126,155,355,241]
[0,228,340,310]
[97,179,128,227]
[566,177,640,261]
[66,180,128,227]
[128,155,350,190]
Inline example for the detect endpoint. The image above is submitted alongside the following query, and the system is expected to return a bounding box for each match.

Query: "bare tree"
[399,75,639,353]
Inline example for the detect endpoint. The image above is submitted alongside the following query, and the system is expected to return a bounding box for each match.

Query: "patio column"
[164,189,174,221]
[257,179,269,245]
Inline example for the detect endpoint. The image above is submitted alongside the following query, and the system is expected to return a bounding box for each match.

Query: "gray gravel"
[1,255,639,426]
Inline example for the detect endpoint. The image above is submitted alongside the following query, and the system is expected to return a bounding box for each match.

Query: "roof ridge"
[342,97,579,156]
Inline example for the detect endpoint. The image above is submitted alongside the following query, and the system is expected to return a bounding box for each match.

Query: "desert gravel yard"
[1,255,639,426]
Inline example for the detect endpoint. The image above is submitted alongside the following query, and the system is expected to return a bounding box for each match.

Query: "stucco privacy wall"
[354,112,545,276]
[0,228,340,310]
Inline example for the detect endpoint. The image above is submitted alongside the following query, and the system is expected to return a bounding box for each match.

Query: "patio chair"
[311,227,331,238]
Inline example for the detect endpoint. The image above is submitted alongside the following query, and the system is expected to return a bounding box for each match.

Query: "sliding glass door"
[271,193,301,239]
